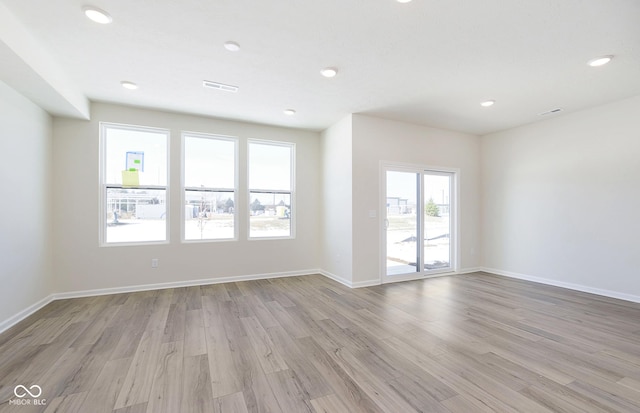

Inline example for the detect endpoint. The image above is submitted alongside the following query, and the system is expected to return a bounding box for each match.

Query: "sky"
[386,170,451,205]
[105,128,292,191]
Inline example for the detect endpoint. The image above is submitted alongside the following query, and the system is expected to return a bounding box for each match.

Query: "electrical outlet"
[151,258,159,268]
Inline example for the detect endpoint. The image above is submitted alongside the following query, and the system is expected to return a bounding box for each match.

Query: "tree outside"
[425,197,440,217]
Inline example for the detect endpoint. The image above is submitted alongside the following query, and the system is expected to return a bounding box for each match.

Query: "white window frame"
[247,139,296,240]
[181,131,239,243]
[99,122,170,246]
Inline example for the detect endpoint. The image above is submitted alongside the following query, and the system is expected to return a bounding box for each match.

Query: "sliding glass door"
[423,172,453,271]
[385,171,420,276]
[383,166,456,282]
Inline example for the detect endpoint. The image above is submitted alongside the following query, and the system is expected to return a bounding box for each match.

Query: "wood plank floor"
[1,272,640,412]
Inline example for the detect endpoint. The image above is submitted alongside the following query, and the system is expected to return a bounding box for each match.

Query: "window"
[183,133,237,241]
[100,123,169,244]
[248,140,294,238]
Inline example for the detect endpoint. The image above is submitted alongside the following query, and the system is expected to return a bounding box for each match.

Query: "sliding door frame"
[379,162,460,284]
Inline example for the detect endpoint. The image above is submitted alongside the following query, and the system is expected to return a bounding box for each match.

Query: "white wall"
[351,114,481,284]
[52,103,321,293]
[320,115,353,284]
[0,80,53,327]
[6,85,639,331]
[481,95,640,300]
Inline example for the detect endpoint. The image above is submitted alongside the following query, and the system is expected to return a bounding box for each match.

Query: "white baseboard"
[0,294,55,334]
[54,269,322,300]
[320,267,483,289]
[318,270,354,288]
[482,267,640,304]
[6,266,574,336]
[0,269,321,334]
[456,266,483,275]
[351,279,382,288]
[317,270,385,288]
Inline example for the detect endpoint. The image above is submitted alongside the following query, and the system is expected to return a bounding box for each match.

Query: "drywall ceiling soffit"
[0,2,89,119]
[2,0,639,134]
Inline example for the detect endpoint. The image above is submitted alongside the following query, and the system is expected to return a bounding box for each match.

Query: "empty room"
[1,0,640,412]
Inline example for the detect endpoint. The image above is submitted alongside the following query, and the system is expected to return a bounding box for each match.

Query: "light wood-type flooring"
[1,272,640,412]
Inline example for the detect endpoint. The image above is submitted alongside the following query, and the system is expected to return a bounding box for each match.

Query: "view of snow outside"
[104,126,168,243]
[104,128,293,243]
[184,136,235,240]
[249,192,291,238]
[386,171,451,275]
[248,142,292,238]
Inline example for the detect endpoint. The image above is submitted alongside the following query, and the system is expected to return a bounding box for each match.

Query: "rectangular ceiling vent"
[539,108,562,116]
[203,80,239,93]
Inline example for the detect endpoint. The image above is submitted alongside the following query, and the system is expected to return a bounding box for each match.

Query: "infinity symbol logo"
[14,385,42,398]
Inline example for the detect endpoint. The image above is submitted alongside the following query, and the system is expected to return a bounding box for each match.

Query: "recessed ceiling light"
[397,0,413,3]
[283,109,296,116]
[480,100,495,107]
[120,81,138,90]
[587,55,613,67]
[320,67,338,78]
[83,6,112,24]
[224,41,240,52]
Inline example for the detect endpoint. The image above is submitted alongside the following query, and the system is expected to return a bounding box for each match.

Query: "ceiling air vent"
[203,80,239,93]
[539,108,562,116]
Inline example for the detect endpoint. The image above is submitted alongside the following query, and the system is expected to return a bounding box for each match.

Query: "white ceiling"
[1,0,639,135]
